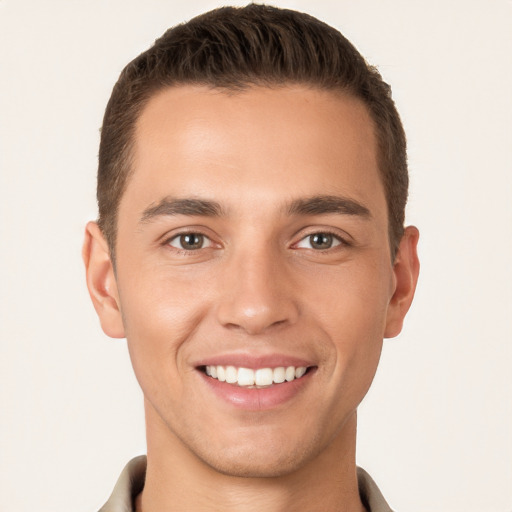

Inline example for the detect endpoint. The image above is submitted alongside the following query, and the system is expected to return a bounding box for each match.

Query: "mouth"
[194,355,317,409]
[199,364,312,388]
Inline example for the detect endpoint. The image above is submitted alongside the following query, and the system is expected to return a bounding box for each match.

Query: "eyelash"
[293,230,349,251]
[163,229,350,255]
[164,230,215,255]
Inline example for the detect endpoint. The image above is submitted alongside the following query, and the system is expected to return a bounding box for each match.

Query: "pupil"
[181,234,203,249]
[311,233,332,249]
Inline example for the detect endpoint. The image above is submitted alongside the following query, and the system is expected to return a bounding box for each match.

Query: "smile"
[204,365,309,388]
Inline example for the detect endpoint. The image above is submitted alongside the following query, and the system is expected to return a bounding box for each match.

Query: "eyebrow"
[140,197,224,223]
[286,195,371,218]
[139,194,371,224]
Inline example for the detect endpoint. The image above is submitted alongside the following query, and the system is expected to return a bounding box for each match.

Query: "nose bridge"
[216,241,298,334]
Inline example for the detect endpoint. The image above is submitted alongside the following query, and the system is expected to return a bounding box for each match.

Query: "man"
[83,4,419,511]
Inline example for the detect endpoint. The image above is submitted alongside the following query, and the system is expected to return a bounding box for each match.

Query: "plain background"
[1,1,511,511]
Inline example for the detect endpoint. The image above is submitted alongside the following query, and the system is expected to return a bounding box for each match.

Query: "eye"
[168,233,212,251]
[295,232,343,250]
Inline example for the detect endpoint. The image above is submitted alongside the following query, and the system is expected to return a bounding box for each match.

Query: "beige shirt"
[98,456,393,512]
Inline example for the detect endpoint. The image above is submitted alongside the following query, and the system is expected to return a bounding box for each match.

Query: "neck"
[137,401,366,512]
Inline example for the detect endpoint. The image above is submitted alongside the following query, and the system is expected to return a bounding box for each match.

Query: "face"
[86,85,418,478]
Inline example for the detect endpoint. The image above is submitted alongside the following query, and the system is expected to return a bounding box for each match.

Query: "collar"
[99,456,393,512]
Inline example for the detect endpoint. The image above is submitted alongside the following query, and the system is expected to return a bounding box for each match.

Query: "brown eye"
[296,232,342,250]
[169,233,210,250]
[309,233,334,249]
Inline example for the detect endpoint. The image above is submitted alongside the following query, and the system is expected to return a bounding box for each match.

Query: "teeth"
[273,366,286,384]
[295,367,307,378]
[237,367,255,386]
[255,368,273,386]
[225,366,238,384]
[204,365,309,387]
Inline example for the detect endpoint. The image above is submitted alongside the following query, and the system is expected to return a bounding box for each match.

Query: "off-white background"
[1,1,511,511]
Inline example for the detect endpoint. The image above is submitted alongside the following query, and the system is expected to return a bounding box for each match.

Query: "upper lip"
[193,352,315,369]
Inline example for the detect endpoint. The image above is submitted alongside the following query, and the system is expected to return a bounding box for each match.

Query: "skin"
[83,85,419,512]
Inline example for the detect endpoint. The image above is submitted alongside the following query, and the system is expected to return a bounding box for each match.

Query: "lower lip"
[198,370,314,410]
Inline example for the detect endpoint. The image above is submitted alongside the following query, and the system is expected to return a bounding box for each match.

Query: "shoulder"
[357,466,394,512]
[98,456,146,512]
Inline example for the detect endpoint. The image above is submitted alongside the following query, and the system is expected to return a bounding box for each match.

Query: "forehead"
[120,85,386,222]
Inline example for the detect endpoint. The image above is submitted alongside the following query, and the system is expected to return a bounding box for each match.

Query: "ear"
[384,226,420,338]
[82,221,125,338]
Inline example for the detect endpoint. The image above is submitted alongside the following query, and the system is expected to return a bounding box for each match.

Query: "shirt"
[98,456,393,512]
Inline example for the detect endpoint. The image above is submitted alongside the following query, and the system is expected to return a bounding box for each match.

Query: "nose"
[215,246,299,335]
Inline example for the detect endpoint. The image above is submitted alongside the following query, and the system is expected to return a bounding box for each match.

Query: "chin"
[185,429,323,479]
[201,448,312,479]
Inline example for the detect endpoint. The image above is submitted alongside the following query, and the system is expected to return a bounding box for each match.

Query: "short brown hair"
[98,4,408,262]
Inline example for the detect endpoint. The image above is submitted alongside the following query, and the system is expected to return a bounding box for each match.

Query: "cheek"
[306,261,390,389]
[307,258,392,336]
[116,268,214,393]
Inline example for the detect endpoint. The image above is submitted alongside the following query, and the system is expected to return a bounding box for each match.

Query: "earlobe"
[82,221,125,338]
[384,226,420,338]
